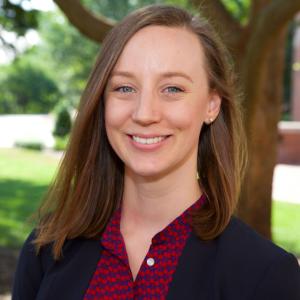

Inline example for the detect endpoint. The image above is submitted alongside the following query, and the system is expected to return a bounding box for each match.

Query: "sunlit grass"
[0,148,59,248]
[272,201,300,256]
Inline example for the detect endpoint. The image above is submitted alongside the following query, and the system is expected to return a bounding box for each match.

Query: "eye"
[114,86,135,93]
[164,86,184,93]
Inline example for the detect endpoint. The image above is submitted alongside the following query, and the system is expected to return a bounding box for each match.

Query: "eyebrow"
[110,70,194,83]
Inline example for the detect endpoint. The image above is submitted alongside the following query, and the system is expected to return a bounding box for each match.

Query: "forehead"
[112,25,207,78]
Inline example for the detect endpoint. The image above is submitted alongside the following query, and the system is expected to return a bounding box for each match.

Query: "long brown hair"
[33,4,247,260]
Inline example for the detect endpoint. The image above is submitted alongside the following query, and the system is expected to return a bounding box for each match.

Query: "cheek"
[104,103,125,157]
[105,101,125,151]
[166,102,206,132]
[105,100,130,129]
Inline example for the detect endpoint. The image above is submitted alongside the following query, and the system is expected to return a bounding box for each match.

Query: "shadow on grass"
[0,179,51,294]
[0,179,50,248]
[0,246,19,294]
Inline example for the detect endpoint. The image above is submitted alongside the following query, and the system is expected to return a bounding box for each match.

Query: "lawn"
[0,148,59,248]
[272,201,300,256]
[0,148,299,257]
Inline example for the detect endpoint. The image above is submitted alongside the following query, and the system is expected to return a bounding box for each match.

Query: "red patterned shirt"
[84,194,206,299]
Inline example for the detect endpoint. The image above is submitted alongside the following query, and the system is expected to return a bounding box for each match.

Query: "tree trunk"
[238,27,288,238]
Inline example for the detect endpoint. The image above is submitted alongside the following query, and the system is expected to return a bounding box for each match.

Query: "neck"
[120,162,202,238]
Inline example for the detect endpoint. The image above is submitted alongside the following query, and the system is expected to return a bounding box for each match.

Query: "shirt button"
[146,257,155,266]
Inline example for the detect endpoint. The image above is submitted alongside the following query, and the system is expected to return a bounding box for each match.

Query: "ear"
[204,92,221,124]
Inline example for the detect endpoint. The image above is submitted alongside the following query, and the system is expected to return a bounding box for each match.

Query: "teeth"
[132,135,166,145]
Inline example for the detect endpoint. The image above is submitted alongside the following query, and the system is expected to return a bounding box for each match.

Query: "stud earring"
[205,118,214,124]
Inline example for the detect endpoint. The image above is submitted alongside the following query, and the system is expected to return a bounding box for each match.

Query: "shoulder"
[14,229,56,274]
[12,229,86,300]
[218,216,291,260]
[215,216,300,299]
[12,230,49,299]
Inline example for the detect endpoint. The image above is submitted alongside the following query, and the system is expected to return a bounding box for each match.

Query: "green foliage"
[53,106,72,138]
[0,0,39,53]
[82,0,160,21]
[14,140,44,151]
[221,0,250,24]
[54,135,69,151]
[37,10,99,108]
[82,0,193,21]
[0,51,60,113]
[0,0,39,35]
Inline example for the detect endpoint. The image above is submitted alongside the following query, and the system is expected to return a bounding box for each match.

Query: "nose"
[131,90,161,125]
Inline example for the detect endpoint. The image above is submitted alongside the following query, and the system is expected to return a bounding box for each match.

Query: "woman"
[13,4,299,300]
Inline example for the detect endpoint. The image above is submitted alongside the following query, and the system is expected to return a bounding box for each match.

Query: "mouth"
[127,134,171,145]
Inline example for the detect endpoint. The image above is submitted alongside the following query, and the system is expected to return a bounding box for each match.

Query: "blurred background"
[0,0,300,297]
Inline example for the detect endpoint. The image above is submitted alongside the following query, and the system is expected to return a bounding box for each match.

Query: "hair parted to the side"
[33,4,247,260]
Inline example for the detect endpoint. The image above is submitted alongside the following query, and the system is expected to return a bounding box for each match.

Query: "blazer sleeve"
[12,230,44,300]
[251,252,300,300]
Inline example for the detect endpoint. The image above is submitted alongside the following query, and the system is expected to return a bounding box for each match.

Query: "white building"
[0,114,55,148]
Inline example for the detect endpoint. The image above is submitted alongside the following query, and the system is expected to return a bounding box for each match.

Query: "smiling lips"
[132,135,167,145]
[128,134,171,147]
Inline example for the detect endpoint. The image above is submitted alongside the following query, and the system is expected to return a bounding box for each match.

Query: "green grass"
[0,148,299,258]
[0,148,59,248]
[272,201,300,257]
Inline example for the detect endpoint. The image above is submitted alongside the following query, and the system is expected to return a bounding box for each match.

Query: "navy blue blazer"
[12,217,300,299]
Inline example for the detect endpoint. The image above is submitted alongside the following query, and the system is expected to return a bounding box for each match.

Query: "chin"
[128,164,180,181]
[126,164,168,179]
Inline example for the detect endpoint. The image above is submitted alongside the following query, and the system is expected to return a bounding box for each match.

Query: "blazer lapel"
[37,238,103,300]
[166,232,217,300]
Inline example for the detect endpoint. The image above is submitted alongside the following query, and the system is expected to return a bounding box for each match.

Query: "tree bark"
[238,28,287,238]
[189,0,243,48]
[244,0,300,133]
[236,0,299,238]
[53,0,115,43]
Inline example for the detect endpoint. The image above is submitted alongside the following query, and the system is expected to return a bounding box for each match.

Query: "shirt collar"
[101,193,206,252]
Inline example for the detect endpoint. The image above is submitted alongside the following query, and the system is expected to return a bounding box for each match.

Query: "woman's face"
[104,25,220,179]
